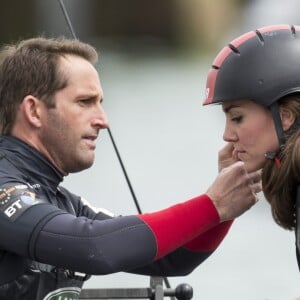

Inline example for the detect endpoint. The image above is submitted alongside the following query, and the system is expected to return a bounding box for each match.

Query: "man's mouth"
[83,135,98,148]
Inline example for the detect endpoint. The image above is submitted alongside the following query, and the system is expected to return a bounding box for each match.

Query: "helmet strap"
[270,102,286,148]
[264,102,285,167]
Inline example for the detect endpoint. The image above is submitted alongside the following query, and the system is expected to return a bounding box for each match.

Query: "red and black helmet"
[203,24,300,107]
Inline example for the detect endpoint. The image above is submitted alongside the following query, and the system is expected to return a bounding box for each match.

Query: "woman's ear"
[21,95,44,128]
[280,107,296,131]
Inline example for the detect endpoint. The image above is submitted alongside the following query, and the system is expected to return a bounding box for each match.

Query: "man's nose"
[92,105,109,129]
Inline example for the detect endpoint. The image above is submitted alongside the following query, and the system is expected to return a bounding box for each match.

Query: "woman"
[203,24,300,267]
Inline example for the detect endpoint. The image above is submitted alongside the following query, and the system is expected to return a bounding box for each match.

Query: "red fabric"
[184,220,233,252]
[137,194,220,260]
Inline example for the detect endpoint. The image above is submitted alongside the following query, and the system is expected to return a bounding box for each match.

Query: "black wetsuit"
[0,136,232,300]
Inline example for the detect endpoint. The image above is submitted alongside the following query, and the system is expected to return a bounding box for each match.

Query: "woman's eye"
[231,116,243,123]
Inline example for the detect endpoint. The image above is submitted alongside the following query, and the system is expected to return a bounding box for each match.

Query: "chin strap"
[264,102,286,168]
[270,101,286,148]
[265,104,300,168]
[264,151,282,168]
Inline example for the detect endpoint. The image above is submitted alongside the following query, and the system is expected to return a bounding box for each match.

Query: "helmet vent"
[291,25,296,36]
[255,30,265,44]
[203,24,300,107]
[228,43,240,55]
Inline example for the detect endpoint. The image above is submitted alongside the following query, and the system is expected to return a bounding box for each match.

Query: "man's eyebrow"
[222,104,240,113]
[75,93,104,103]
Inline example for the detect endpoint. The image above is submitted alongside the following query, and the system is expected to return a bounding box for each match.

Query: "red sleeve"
[183,220,233,252]
[137,194,220,260]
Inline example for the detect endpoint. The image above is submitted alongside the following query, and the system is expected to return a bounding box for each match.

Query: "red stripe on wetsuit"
[138,194,231,260]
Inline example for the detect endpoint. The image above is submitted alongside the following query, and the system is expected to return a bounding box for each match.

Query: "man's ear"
[21,95,44,128]
[280,107,296,131]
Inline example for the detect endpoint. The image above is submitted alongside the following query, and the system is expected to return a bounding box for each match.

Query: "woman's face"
[222,100,279,172]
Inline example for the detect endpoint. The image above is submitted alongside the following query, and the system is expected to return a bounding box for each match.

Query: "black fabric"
[0,136,155,299]
[0,136,212,299]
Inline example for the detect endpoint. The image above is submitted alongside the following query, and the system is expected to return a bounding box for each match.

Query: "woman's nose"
[223,124,237,142]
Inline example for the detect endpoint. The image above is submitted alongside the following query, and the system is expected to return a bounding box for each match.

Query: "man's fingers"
[250,182,262,195]
[248,169,262,184]
[247,169,262,195]
[218,142,238,172]
[207,160,262,222]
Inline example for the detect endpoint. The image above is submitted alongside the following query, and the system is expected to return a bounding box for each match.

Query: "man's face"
[39,54,109,174]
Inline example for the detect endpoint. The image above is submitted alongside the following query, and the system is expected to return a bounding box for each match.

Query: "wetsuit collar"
[0,135,64,189]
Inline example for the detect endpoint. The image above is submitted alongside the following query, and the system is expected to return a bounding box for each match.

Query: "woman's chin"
[244,161,265,173]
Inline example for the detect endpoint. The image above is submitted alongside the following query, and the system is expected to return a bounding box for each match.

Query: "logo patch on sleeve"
[0,183,45,221]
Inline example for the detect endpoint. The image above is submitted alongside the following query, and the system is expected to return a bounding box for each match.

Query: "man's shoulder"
[0,182,45,221]
[0,151,24,183]
[57,185,80,200]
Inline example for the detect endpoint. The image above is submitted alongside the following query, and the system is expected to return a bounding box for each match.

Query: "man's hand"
[218,142,239,172]
[206,161,261,222]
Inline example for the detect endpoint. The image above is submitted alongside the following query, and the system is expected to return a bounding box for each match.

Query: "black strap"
[270,102,286,149]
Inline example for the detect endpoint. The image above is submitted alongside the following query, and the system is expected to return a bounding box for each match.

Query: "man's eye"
[79,99,93,105]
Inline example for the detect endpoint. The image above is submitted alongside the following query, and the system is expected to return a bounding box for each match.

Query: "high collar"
[0,135,64,189]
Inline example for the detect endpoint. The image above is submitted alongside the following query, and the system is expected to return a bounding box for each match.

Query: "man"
[0,37,261,300]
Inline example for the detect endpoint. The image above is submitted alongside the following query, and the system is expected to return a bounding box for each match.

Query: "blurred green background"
[0,0,245,53]
[1,1,300,299]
